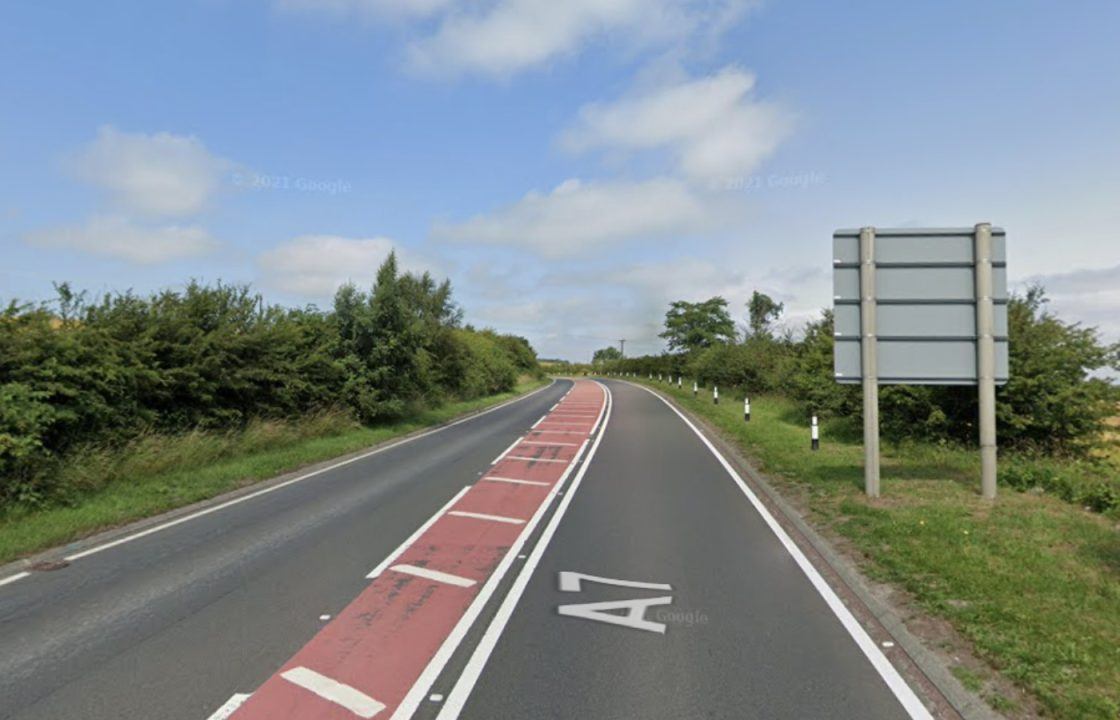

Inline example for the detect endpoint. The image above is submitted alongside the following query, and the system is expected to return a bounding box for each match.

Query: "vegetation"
[0,253,542,510]
[628,383,1120,719]
[0,378,547,565]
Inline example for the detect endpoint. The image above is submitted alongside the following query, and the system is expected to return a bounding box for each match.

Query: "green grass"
[632,378,1120,720]
[0,378,549,565]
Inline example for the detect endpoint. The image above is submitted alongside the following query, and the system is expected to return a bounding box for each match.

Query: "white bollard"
[811,415,820,451]
[744,396,751,422]
[693,380,698,397]
[714,385,719,405]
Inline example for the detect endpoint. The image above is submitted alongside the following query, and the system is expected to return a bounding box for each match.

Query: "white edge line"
[54,381,559,566]
[389,383,606,720]
[435,382,612,720]
[367,486,471,579]
[0,571,31,588]
[491,436,524,465]
[629,383,933,720]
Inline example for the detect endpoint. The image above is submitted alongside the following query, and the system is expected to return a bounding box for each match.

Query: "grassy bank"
[0,377,549,566]
[631,378,1119,720]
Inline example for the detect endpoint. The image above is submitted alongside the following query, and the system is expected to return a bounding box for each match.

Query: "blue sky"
[2,0,1118,360]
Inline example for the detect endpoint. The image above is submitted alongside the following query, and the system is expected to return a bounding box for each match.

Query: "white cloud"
[257,235,438,298]
[563,66,793,181]
[434,177,722,257]
[72,126,233,217]
[1020,265,1120,342]
[281,0,753,77]
[26,215,217,264]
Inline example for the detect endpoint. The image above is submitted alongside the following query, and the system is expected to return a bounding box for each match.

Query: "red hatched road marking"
[229,381,606,720]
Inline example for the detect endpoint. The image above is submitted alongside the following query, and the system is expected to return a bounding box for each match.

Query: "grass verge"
[0,378,549,566]
[632,378,1120,720]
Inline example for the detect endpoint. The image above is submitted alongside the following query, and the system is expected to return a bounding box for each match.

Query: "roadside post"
[677,376,682,389]
[811,415,820,451]
[833,225,1008,499]
[713,386,719,405]
[744,396,751,422]
[693,381,698,398]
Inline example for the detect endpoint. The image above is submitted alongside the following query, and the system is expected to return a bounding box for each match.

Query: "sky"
[2,0,1118,361]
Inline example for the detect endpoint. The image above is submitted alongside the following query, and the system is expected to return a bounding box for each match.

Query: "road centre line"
[387,389,605,720]
[390,564,478,588]
[0,380,559,586]
[280,666,386,719]
[435,384,613,720]
[447,511,526,525]
[629,383,933,720]
[366,486,471,579]
[481,477,551,487]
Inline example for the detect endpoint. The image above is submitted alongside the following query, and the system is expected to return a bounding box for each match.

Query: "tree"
[659,297,736,353]
[747,291,784,339]
[592,346,622,364]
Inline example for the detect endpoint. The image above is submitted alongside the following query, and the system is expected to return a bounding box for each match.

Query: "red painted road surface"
[229,380,606,720]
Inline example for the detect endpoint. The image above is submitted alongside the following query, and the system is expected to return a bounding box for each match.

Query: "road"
[0,378,932,720]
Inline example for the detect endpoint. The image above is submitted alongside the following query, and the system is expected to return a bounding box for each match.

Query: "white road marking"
[366,487,471,579]
[490,436,524,465]
[0,571,30,588]
[631,383,934,720]
[430,694,444,702]
[281,666,386,718]
[532,423,591,427]
[527,430,583,435]
[501,455,568,464]
[447,511,525,525]
[319,614,331,621]
[205,693,251,720]
[481,476,551,487]
[530,415,547,429]
[390,564,477,588]
[49,381,559,568]
[517,440,579,447]
[558,597,673,634]
[558,571,672,593]
[434,385,612,720]
[389,388,606,720]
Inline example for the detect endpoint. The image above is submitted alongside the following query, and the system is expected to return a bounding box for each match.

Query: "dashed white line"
[481,476,551,487]
[205,693,251,720]
[390,564,478,588]
[491,436,524,465]
[280,666,386,718]
[366,487,471,579]
[447,511,525,525]
[0,572,30,588]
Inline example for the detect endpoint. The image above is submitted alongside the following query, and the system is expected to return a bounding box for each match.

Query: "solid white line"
[527,430,583,435]
[630,383,933,720]
[447,511,525,525]
[530,415,547,429]
[366,486,471,579]
[501,455,568,464]
[481,476,551,487]
[517,440,580,447]
[435,384,612,720]
[281,666,386,718]
[0,571,31,588]
[205,693,252,720]
[387,390,604,720]
[531,423,591,428]
[390,564,477,588]
[57,381,560,566]
[491,436,524,465]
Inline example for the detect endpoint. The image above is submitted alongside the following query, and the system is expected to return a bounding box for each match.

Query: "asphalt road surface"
[0,378,932,720]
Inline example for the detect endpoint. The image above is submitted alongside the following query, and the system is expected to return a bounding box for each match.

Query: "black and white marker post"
[811,415,820,451]
[744,396,751,422]
[693,380,698,398]
[713,385,719,405]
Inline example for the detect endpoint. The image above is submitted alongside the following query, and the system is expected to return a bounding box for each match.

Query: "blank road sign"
[833,227,1009,385]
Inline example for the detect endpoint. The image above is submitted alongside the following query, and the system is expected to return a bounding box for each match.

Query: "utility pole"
[618,339,626,358]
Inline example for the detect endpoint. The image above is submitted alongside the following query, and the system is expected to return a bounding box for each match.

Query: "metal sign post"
[834,225,1008,499]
